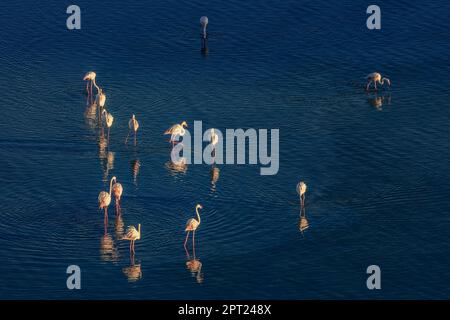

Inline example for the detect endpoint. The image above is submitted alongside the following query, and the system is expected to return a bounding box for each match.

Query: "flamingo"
[83,71,100,98]
[98,176,116,224]
[184,204,203,252]
[123,224,141,254]
[210,128,219,159]
[200,16,209,53]
[95,89,107,124]
[164,121,187,147]
[125,114,139,145]
[101,109,114,144]
[366,72,391,91]
[297,181,307,208]
[210,128,219,148]
[112,177,123,211]
[200,16,208,39]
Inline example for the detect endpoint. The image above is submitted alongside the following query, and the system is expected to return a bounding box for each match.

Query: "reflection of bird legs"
[125,130,130,145]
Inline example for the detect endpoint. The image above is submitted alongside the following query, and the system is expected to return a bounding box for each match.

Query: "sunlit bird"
[125,114,140,146]
[184,204,203,250]
[297,181,307,208]
[366,72,391,91]
[96,88,106,108]
[200,16,208,39]
[101,109,114,144]
[98,176,116,223]
[210,128,219,148]
[165,121,187,147]
[123,223,141,254]
[112,177,123,211]
[83,71,99,97]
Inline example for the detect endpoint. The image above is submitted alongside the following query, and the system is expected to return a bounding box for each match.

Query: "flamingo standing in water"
[210,128,219,159]
[200,16,209,53]
[83,71,100,98]
[200,16,208,39]
[165,121,187,147]
[95,89,107,124]
[366,72,391,91]
[101,109,114,145]
[125,114,139,146]
[123,224,141,254]
[184,204,203,252]
[98,176,116,224]
[297,181,307,208]
[112,177,123,212]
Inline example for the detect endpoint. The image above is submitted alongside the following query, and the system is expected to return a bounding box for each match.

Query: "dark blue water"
[1,0,450,299]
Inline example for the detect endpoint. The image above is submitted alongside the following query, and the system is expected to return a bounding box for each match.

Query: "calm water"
[0,0,450,299]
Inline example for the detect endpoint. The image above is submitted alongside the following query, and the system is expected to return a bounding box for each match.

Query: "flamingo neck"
[92,78,100,93]
[109,177,115,195]
[196,207,201,224]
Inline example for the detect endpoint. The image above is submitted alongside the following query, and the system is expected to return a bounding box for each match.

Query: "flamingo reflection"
[299,206,309,234]
[100,233,119,262]
[186,257,204,284]
[367,93,391,111]
[115,213,124,239]
[122,254,142,282]
[131,159,141,185]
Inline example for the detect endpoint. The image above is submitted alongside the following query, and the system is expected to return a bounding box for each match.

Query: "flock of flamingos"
[82,27,391,280]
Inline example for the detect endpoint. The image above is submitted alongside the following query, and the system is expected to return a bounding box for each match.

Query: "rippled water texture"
[0,0,450,299]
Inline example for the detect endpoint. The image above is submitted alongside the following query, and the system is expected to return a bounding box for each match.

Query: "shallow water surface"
[0,0,450,299]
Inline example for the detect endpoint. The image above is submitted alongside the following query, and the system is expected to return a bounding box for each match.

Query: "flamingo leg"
[129,240,132,253]
[132,240,135,254]
[134,132,137,146]
[366,80,372,91]
[107,127,110,146]
[184,231,190,248]
[86,81,89,95]
[192,231,196,258]
[374,81,378,91]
